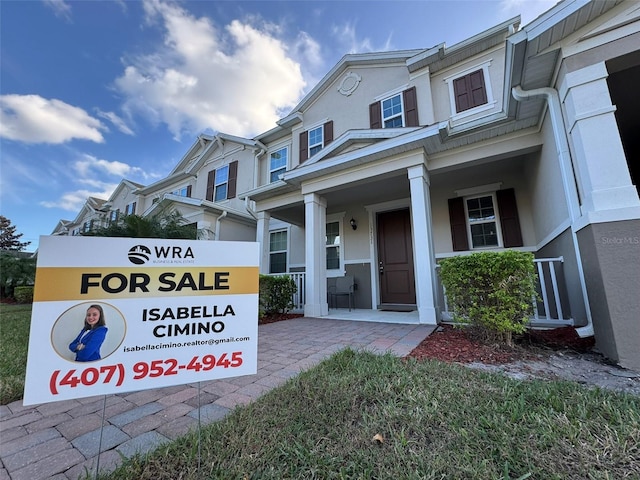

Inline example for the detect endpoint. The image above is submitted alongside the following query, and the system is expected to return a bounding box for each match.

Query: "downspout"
[215,211,228,241]
[511,86,593,337]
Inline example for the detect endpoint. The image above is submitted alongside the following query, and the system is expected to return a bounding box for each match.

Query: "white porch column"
[304,193,328,317]
[256,211,270,274]
[408,164,438,325]
[560,63,640,216]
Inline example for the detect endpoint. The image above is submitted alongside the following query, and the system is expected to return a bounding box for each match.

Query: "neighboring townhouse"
[134,133,260,241]
[50,0,639,370]
[59,196,109,236]
[101,179,145,226]
[242,0,639,370]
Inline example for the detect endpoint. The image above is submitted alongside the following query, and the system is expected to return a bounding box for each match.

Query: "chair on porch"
[329,275,355,311]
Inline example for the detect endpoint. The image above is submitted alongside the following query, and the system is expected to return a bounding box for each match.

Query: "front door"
[377,209,416,305]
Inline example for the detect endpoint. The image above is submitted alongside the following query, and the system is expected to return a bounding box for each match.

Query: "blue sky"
[0,0,557,251]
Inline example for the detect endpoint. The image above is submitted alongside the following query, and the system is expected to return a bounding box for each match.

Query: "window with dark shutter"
[448,197,469,251]
[453,69,488,113]
[496,188,523,248]
[206,170,215,202]
[227,160,238,199]
[186,185,192,198]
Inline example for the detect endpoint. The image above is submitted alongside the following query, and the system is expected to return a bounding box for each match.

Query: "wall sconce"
[350,218,357,230]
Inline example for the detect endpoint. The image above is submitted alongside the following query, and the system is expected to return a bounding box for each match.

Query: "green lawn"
[2,304,639,478]
[0,303,31,404]
[103,349,640,480]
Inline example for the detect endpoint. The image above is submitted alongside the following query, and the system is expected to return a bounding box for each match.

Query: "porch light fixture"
[350,218,357,230]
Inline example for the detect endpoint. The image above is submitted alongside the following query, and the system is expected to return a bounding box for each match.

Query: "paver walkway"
[0,317,433,480]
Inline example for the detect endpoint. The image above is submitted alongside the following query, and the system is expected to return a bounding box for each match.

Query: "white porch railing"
[438,257,574,327]
[267,272,306,312]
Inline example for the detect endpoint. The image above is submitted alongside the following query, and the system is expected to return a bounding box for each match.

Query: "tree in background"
[0,216,31,251]
[85,210,197,239]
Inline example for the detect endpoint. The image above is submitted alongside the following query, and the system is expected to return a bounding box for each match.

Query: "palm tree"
[85,211,197,239]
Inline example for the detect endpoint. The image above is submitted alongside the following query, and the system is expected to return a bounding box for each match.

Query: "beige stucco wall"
[523,118,571,245]
[430,160,536,255]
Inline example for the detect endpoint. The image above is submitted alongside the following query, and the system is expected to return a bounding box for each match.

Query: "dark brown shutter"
[186,185,192,198]
[299,131,308,162]
[453,70,487,113]
[469,70,487,108]
[324,121,333,146]
[403,87,419,127]
[369,101,382,129]
[227,161,238,199]
[206,170,215,201]
[496,188,523,248]
[131,202,136,215]
[448,197,469,251]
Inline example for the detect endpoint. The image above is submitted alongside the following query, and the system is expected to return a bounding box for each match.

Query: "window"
[466,195,499,248]
[308,126,323,157]
[453,70,488,113]
[206,161,238,202]
[109,210,119,224]
[382,94,403,127]
[125,202,136,215]
[172,186,191,197]
[72,228,80,236]
[444,61,494,117]
[448,188,523,251]
[325,213,345,276]
[369,87,418,129]
[214,165,228,201]
[83,220,93,233]
[270,147,288,183]
[269,230,287,274]
[299,121,333,162]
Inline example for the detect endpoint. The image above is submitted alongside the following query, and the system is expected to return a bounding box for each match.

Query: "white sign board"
[23,236,259,405]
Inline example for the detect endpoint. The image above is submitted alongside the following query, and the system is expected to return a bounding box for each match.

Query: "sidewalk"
[0,317,433,480]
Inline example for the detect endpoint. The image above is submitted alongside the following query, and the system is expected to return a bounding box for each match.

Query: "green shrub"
[13,286,33,304]
[259,275,297,316]
[439,251,537,346]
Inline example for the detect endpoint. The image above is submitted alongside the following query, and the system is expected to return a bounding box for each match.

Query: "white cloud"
[96,110,135,136]
[40,187,116,212]
[114,0,306,139]
[0,94,106,144]
[293,31,323,69]
[73,153,143,178]
[499,0,559,26]
[43,0,72,21]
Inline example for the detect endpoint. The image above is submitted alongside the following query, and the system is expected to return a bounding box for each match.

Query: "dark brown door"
[377,209,416,305]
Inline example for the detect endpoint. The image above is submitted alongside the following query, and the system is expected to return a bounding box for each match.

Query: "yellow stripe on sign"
[33,266,259,302]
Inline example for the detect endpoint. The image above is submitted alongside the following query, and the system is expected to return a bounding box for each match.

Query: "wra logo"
[128,245,195,265]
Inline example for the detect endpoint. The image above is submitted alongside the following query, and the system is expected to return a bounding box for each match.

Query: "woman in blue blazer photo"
[69,304,108,362]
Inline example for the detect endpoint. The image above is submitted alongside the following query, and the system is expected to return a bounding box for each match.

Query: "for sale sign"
[23,236,259,405]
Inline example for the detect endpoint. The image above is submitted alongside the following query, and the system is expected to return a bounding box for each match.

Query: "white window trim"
[381,93,405,128]
[444,60,495,120]
[374,84,410,102]
[269,228,289,274]
[326,212,345,278]
[463,192,504,249]
[268,145,289,183]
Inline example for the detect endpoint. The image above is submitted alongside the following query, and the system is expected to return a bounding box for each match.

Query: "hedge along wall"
[438,251,537,346]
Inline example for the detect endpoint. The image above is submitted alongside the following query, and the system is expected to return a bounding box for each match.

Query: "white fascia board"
[286,50,424,115]
[136,172,193,194]
[282,125,441,184]
[302,128,414,167]
[520,0,591,41]
[217,132,257,148]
